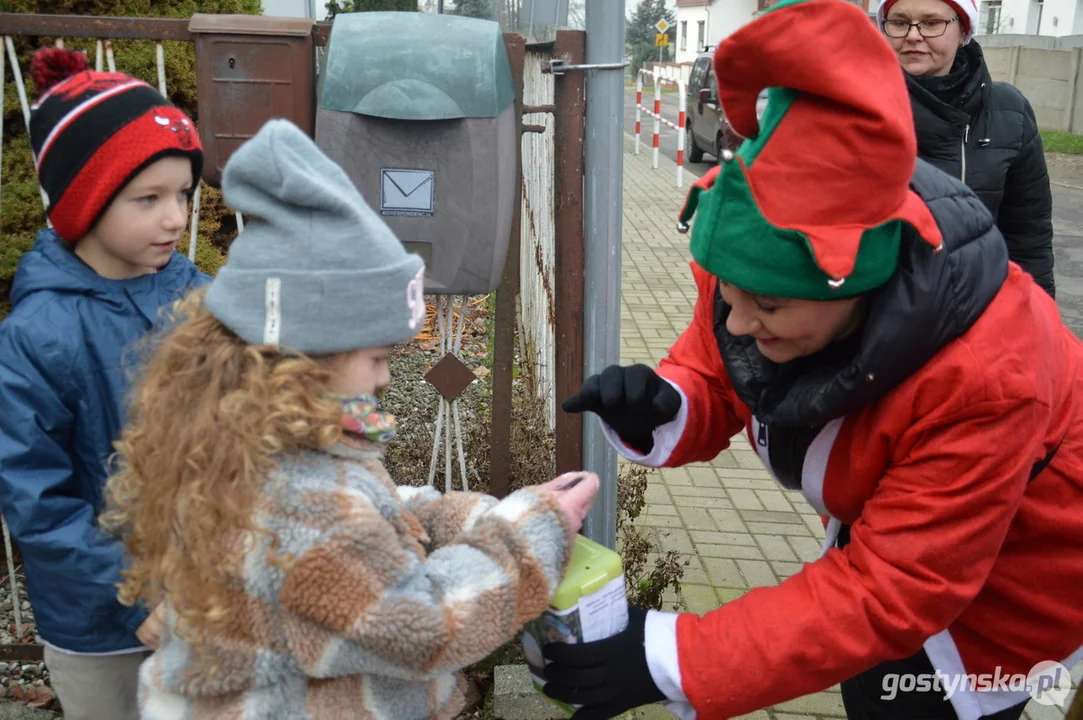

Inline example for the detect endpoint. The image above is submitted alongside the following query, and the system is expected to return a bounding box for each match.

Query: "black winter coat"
[906,41,1055,298]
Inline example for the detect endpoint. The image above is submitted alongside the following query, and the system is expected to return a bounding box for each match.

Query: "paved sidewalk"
[617,136,1080,720]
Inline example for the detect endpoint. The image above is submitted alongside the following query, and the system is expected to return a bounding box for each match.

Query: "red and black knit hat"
[28,47,204,243]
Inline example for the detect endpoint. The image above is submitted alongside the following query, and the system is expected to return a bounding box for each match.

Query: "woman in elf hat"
[543,0,1083,719]
[877,0,1055,298]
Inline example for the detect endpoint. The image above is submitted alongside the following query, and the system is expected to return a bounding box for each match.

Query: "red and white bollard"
[652,81,662,169]
[635,72,643,155]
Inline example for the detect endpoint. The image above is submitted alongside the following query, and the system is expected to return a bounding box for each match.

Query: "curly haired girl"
[103,119,598,719]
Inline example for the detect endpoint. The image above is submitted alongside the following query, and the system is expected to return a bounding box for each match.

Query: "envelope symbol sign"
[381,169,435,217]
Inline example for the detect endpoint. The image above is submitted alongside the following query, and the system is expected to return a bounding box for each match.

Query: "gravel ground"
[0,566,55,713]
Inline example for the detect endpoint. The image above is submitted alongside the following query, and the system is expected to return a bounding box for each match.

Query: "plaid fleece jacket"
[137,435,574,719]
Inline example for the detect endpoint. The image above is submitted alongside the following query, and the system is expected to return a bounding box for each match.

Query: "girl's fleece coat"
[138,435,574,719]
[0,229,207,653]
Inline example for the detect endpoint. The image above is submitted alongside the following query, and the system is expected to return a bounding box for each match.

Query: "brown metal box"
[189,14,315,188]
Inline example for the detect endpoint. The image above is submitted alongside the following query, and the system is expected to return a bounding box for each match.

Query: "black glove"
[561,365,681,454]
[541,607,666,719]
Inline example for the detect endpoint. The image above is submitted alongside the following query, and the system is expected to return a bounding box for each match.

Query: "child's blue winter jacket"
[0,229,208,653]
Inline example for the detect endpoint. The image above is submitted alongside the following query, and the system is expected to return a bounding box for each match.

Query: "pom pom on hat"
[29,47,90,95]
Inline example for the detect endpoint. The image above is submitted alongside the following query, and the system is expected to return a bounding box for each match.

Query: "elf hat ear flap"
[677,162,724,233]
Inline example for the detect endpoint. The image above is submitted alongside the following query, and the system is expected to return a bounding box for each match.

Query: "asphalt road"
[623,88,1083,338]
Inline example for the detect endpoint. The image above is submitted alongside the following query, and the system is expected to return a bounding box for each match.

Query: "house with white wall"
[676,0,872,64]
[980,0,1083,35]
[262,0,329,21]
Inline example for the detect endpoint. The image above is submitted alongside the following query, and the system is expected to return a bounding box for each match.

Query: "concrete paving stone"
[703,557,748,588]
[690,530,758,546]
[657,528,696,554]
[647,504,679,516]
[803,514,829,539]
[732,712,771,720]
[740,510,808,526]
[712,475,778,490]
[686,467,724,487]
[680,583,722,614]
[773,691,848,716]
[682,561,712,586]
[771,561,805,579]
[756,489,795,513]
[737,559,779,587]
[668,484,729,499]
[716,587,748,603]
[640,514,685,529]
[697,543,766,560]
[686,466,721,484]
[748,521,812,536]
[788,535,826,563]
[1023,700,1068,720]
[660,468,693,486]
[708,508,749,532]
[672,494,734,510]
[756,535,800,562]
[644,484,672,504]
[710,450,742,469]
[715,468,777,482]
[733,450,769,470]
[677,505,720,531]
[727,488,766,510]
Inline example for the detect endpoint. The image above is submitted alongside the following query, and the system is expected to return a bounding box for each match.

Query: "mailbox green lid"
[319,12,515,121]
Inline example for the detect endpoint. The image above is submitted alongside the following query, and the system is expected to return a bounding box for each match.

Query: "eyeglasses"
[881,16,959,38]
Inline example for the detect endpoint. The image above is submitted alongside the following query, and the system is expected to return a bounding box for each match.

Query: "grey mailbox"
[315,12,517,295]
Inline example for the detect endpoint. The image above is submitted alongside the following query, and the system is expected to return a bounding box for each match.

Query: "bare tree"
[567,0,585,29]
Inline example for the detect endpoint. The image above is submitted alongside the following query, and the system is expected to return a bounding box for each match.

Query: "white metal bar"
[95,39,103,72]
[443,300,452,493]
[54,38,64,49]
[104,39,116,73]
[155,42,167,97]
[6,37,51,215]
[427,296,447,487]
[236,212,244,232]
[1,39,5,244]
[3,518,23,637]
[187,184,202,262]
[451,296,468,491]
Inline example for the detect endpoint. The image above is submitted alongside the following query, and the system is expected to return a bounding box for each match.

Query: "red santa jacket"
[605,165,1083,720]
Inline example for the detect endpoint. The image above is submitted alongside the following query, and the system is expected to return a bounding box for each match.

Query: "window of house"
[1036,0,1044,32]
[681,21,688,51]
[697,20,706,50]
[983,0,1003,33]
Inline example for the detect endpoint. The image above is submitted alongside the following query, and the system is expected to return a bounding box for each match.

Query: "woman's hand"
[136,603,165,651]
[539,472,600,535]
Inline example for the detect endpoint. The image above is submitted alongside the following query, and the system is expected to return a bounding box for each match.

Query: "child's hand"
[136,603,165,650]
[539,472,600,534]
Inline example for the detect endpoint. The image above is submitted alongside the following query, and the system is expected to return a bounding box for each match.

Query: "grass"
[1042,130,1083,154]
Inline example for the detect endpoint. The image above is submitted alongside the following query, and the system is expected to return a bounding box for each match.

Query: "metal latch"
[546,58,631,76]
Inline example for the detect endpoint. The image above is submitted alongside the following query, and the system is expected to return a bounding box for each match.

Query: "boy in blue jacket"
[0,47,207,719]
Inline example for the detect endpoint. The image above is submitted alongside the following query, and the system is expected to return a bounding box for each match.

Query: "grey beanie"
[204,119,426,355]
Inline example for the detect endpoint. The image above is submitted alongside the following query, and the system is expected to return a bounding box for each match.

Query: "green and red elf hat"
[676,0,944,300]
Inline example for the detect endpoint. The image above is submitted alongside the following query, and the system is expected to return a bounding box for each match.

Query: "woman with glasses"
[879,0,1056,298]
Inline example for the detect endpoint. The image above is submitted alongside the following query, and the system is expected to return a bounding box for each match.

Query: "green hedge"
[1,0,262,319]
